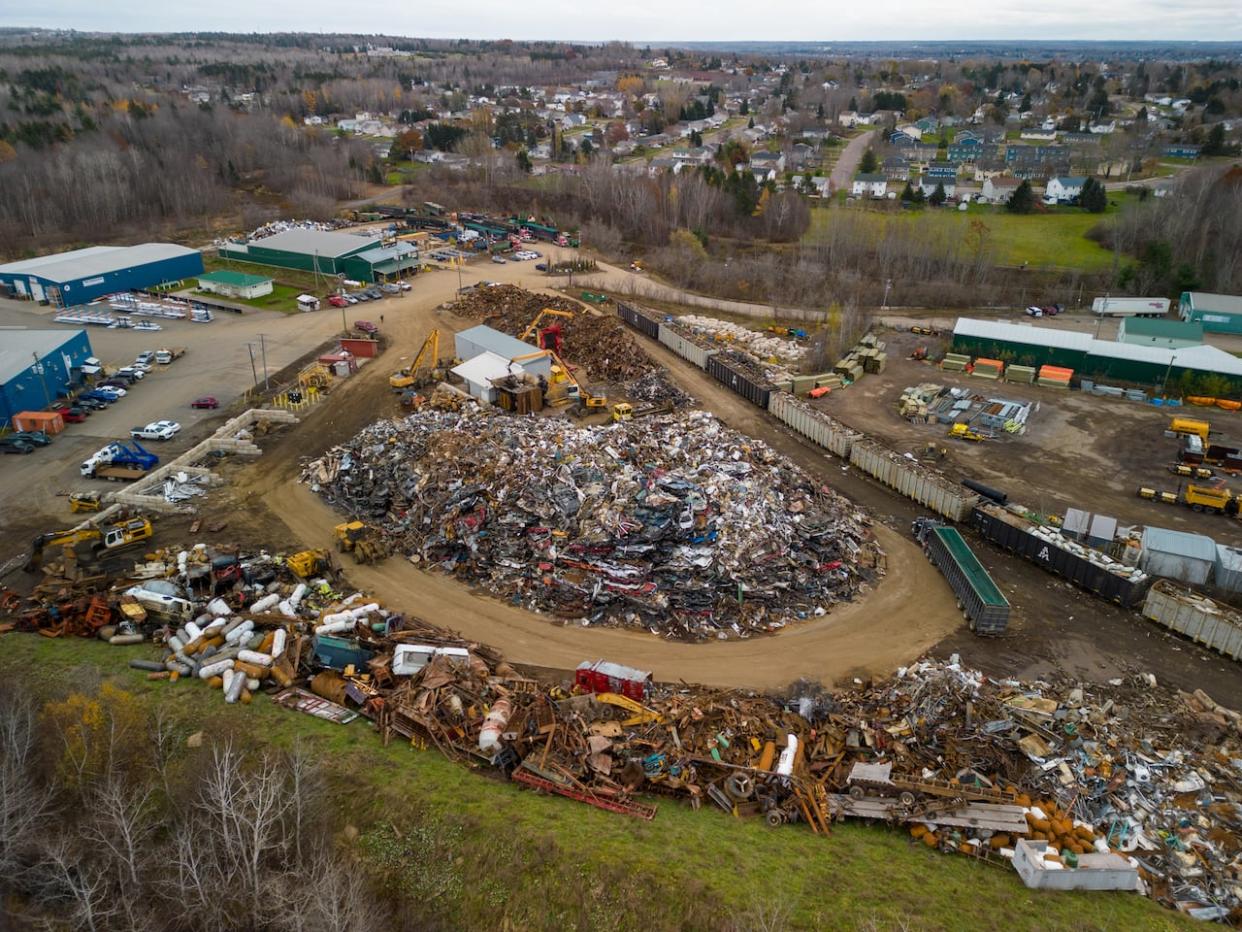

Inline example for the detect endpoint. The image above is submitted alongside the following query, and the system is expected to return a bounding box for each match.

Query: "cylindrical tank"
[776,734,799,777]
[478,698,513,754]
[198,658,234,680]
[238,649,273,668]
[225,669,246,703]
[271,629,288,659]
[250,593,281,613]
[207,597,231,617]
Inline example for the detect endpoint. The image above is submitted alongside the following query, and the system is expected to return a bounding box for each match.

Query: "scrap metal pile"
[3,537,1241,921]
[676,315,809,367]
[451,285,654,383]
[301,407,881,640]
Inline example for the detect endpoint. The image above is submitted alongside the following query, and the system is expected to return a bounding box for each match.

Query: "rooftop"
[954,318,1092,352]
[251,229,382,258]
[0,244,200,285]
[451,350,527,385]
[0,330,88,384]
[1141,526,1217,562]
[1121,317,1203,341]
[198,269,272,287]
[1183,292,1242,316]
[456,325,543,362]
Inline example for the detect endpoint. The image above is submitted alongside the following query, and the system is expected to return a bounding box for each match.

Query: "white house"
[895,124,923,140]
[750,151,786,173]
[851,174,888,197]
[1044,176,1088,203]
[980,176,1020,204]
[918,176,957,198]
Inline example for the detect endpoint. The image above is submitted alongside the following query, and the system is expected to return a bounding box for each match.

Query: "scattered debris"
[301,407,881,640]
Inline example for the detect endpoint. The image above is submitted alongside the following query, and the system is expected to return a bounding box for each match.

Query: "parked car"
[130,424,177,441]
[0,437,34,455]
[1025,306,1043,317]
[344,294,359,305]
[365,288,383,300]
[77,397,109,411]
[535,263,548,271]
[98,379,131,391]
[55,406,89,423]
[151,419,181,435]
[491,255,507,264]
[380,283,400,294]
[354,291,371,301]
[328,295,348,308]
[135,351,156,366]
[398,281,412,291]
[83,389,120,402]
[95,385,127,398]
[190,396,219,410]
[355,320,379,335]
[116,366,144,380]
[10,430,52,447]
[131,362,153,373]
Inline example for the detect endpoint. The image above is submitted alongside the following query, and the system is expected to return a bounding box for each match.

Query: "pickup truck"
[155,347,186,365]
[130,424,177,441]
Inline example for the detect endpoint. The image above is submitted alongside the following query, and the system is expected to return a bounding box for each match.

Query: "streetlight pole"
[881,278,892,311]
[246,343,259,386]
[259,334,269,390]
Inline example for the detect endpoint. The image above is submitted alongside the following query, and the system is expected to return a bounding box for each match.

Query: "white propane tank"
[250,593,281,613]
[237,650,273,668]
[207,597,232,617]
[199,658,234,680]
[271,629,288,659]
[478,698,513,754]
[776,734,799,777]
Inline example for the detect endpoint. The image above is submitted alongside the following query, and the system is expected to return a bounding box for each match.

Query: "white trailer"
[1091,296,1171,317]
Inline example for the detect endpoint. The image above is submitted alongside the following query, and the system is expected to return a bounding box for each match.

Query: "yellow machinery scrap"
[333,521,391,564]
[68,491,102,513]
[27,516,154,572]
[1137,483,1240,516]
[593,692,666,727]
[948,423,987,442]
[286,549,335,579]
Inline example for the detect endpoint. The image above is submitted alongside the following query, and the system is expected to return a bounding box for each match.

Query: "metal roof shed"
[451,351,527,404]
[951,318,1091,370]
[454,325,551,379]
[1216,545,1242,595]
[1180,292,1242,334]
[1140,526,1217,586]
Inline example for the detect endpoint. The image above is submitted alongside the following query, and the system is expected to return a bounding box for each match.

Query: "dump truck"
[27,516,154,572]
[80,441,159,480]
[154,347,186,364]
[913,517,1010,634]
[1137,483,1240,515]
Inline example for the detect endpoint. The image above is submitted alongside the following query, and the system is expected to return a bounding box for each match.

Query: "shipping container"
[917,520,1010,634]
[1091,296,1171,317]
[656,324,716,369]
[1141,580,1242,661]
[1216,544,1242,595]
[848,440,979,521]
[706,354,771,409]
[767,391,858,458]
[972,504,1149,606]
[616,302,660,340]
[11,410,65,434]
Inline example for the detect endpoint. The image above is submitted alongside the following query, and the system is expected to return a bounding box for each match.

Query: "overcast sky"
[3,1,1240,42]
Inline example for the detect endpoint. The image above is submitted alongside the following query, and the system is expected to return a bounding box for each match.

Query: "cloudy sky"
[2,0,1240,42]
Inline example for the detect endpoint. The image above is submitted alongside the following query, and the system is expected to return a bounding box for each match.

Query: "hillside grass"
[0,632,1191,931]
[806,198,1128,272]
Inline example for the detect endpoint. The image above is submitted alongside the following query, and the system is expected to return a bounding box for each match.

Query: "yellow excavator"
[390,330,447,391]
[594,692,666,726]
[27,516,154,572]
[519,308,574,353]
[333,521,391,564]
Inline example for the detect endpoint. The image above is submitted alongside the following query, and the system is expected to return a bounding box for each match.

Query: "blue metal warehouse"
[0,330,95,425]
[0,243,204,307]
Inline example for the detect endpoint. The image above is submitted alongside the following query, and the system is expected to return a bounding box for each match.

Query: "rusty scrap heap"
[301,408,881,640]
[4,536,1242,920]
[451,284,653,383]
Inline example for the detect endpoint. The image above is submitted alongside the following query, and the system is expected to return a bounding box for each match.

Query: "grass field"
[0,633,1192,931]
[200,255,333,313]
[806,198,1126,272]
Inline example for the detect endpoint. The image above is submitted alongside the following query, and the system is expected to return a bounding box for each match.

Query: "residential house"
[837,110,860,127]
[560,113,587,129]
[926,161,957,179]
[750,151,786,174]
[1061,132,1101,147]
[671,146,713,166]
[918,175,957,198]
[1020,129,1058,142]
[789,143,817,168]
[894,124,923,141]
[980,176,1019,204]
[882,156,911,181]
[914,116,939,135]
[851,174,888,197]
[1089,121,1117,134]
[807,176,832,197]
[972,159,1009,182]
[890,129,920,146]
[1044,176,1088,203]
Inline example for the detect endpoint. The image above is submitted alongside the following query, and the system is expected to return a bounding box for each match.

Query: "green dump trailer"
[913,518,1010,635]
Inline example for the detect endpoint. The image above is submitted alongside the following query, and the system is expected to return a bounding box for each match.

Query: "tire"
[765,810,784,828]
[899,791,917,807]
[848,785,864,799]
[1192,504,1203,512]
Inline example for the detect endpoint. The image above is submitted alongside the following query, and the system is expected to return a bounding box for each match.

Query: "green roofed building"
[197,269,273,299]
[216,229,419,284]
[1118,316,1203,349]
[1179,292,1242,335]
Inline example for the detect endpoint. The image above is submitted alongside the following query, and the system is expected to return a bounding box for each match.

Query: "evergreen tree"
[1006,179,1036,214]
[1079,177,1107,212]
[911,184,926,204]
[900,181,914,202]
[859,148,878,173]
[515,149,532,173]
[740,99,749,115]
[1020,93,1031,111]
[929,181,947,206]
[816,102,824,119]
[1203,122,1227,156]
[747,116,754,129]
[848,96,858,111]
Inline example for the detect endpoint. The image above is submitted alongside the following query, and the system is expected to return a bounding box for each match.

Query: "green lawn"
[200,255,335,312]
[807,199,1125,272]
[0,632,1192,931]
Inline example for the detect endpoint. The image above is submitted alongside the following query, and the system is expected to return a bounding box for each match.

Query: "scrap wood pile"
[451,284,654,383]
[3,538,1242,921]
[300,407,881,640]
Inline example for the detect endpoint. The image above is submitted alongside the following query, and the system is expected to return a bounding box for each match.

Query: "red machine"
[574,660,652,701]
[538,323,565,355]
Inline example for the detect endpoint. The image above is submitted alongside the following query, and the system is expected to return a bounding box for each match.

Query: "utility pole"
[246,343,259,386]
[259,333,269,390]
[881,278,893,311]
[30,352,51,407]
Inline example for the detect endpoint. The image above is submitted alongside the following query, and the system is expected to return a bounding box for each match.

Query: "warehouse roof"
[953,318,1092,352]
[251,229,381,258]
[456,325,543,362]
[452,351,527,386]
[355,242,419,265]
[1169,344,1242,376]
[0,330,87,384]
[1121,317,1203,341]
[1182,292,1242,316]
[0,243,199,285]
[198,269,272,287]
[1141,526,1217,562]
